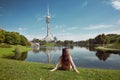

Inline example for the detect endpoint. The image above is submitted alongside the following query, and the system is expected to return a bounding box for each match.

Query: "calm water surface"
[8,46,120,70]
[23,46,120,70]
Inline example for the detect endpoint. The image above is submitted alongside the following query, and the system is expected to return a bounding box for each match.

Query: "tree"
[0,29,29,46]
[54,36,57,42]
[0,29,6,43]
[32,38,40,43]
[94,34,108,46]
[56,40,63,46]
[5,32,21,45]
[20,35,28,46]
[5,32,14,44]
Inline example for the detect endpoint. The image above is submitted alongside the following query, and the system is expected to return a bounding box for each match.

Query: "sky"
[0,0,120,41]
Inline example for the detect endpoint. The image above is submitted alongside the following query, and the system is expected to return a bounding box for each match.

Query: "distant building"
[43,5,56,42]
[32,42,40,50]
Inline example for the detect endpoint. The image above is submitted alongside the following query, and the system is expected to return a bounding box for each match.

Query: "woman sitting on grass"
[50,48,79,73]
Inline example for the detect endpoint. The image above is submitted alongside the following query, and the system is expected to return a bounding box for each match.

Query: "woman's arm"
[70,56,79,73]
[50,57,61,72]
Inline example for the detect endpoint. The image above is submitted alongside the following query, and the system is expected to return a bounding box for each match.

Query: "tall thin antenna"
[47,3,50,16]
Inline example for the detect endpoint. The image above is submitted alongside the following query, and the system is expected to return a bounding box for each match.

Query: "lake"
[9,46,120,70]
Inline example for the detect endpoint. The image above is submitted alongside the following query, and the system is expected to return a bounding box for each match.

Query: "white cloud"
[52,24,67,33]
[68,27,78,30]
[117,19,120,25]
[35,14,44,22]
[52,25,59,30]
[55,31,97,41]
[55,19,120,41]
[84,24,112,30]
[105,29,120,34]
[18,27,26,31]
[111,0,120,10]
[25,34,45,41]
[37,17,44,22]
[83,24,113,30]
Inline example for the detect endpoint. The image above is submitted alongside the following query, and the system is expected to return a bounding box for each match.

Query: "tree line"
[32,38,74,46]
[75,34,120,47]
[0,29,29,46]
[31,33,120,47]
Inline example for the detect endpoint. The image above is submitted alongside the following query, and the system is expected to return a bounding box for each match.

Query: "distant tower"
[43,5,54,42]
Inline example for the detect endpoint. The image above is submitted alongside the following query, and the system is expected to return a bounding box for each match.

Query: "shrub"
[15,47,21,54]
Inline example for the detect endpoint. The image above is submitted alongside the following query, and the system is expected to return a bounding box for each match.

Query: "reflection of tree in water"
[9,52,28,61]
[77,46,96,52]
[96,50,120,61]
[96,51,110,61]
[88,47,96,51]
[64,45,74,50]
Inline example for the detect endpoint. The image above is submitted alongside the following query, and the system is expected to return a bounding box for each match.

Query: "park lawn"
[0,45,31,57]
[0,58,120,80]
[95,43,120,51]
[42,43,55,47]
[106,43,120,49]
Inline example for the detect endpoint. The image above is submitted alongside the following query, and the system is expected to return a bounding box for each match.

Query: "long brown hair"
[61,48,71,70]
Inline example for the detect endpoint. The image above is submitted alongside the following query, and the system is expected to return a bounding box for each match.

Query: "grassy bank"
[95,46,120,51]
[0,58,120,80]
[42,43,55,47]
[95,43,120,51]
[106,43,120,49]
[0,45,31,57]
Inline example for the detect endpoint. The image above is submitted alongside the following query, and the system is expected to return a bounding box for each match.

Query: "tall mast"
[43,3,54,42]
[47,4,50,16]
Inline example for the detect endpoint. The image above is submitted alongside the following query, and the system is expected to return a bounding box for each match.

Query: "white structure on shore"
[43,5,54,42]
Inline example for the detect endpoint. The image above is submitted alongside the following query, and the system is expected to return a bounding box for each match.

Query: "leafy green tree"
[32,38,40,43]
[94,34,108,46]
[56,40,63,46]
[5,32,21,45]
[107,34,119,44]
[20,35,28,46]
[0,29,29,46]
[0,29,6,43]
[5,32,14,44]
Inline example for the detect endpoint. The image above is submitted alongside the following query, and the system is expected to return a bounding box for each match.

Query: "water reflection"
[96,50,120,61]
[5,46,120,69]
[8,52,28,61]
[96,51,110,61]
[32,46,62,64]
[32,46,120,63]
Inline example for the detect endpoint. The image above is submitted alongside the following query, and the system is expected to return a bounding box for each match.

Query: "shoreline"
[0,45,31,58]
[95,46,120,51]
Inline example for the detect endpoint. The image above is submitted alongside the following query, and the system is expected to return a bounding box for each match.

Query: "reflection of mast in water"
[44,48,50,64]
[43,47,55,64]
[39,46,61,64]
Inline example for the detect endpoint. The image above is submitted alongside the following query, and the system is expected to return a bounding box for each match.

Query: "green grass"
[95,46,120,51]
[0,45,31,57]
[42,43,55,47]
[106,43,120,49]
[95,43,120,51]
[0,58,120,80]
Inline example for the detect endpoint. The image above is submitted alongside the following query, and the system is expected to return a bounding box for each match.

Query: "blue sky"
[0,0,120,41]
